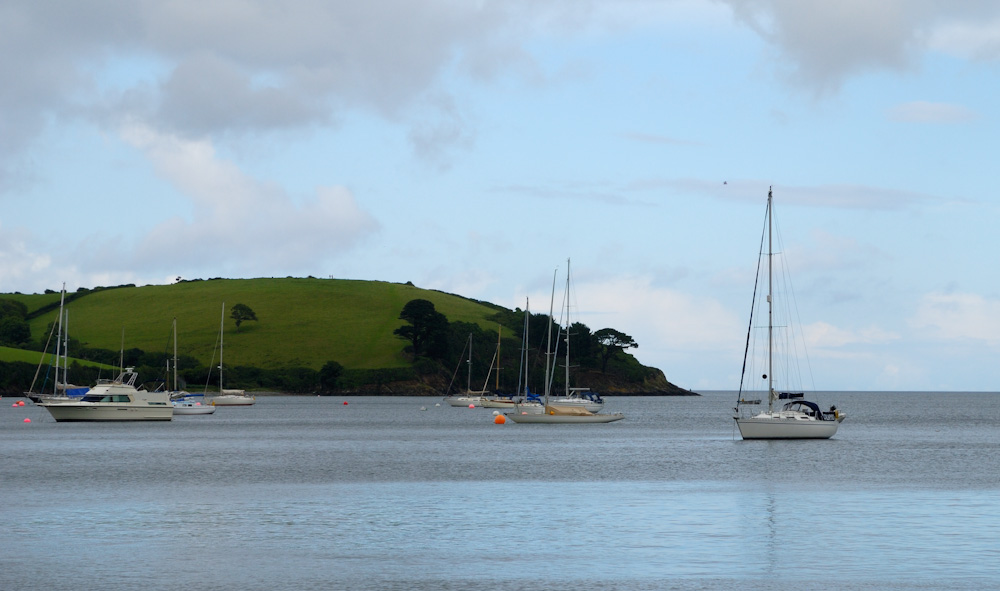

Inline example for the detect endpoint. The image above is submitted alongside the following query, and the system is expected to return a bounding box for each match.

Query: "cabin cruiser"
[38,368,173,421]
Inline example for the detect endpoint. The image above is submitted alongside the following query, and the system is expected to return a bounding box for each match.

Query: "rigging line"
[737,198,770,405]
[445,333,470,394]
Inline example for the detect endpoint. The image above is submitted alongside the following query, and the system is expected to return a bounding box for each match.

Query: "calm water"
[2,392,999,590]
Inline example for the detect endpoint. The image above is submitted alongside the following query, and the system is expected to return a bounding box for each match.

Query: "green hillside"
[15,278,504,371]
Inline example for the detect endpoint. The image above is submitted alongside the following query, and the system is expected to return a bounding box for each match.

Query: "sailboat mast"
[54,284,65,393]
[496,326,502,391]
[767,187,775,413]
[172,317,178,392]
[63,308,69,391]
[544,267,557,402]
[466,334,472,392]
[220,302,225,394]
[520,298,529,397]
[564,258,571,397]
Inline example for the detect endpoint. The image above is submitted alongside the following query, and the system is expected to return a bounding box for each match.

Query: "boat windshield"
[80,394,133,403]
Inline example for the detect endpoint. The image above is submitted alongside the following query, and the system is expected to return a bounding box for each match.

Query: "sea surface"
[2,392,999,591]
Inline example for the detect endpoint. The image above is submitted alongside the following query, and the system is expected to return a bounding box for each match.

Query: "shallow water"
[3,392,999,590]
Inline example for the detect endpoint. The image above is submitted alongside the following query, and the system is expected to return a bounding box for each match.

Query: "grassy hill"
[1,277,694,396]
[10,278,505,371]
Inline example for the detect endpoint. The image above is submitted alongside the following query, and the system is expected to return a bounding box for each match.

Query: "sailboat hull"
[506,411,624,424]
[736,417,839,440]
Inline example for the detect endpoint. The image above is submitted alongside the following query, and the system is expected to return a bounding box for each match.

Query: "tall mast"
[564,258,571,397]
[520,298,529,397]
[544,267,557,402]
[172,317,178,391]
[466,334,472,392]
[63,308,69,390]
[54,284,66,393]
[767,187,774,413]
[220,302,225,394]
[495,326,502,391]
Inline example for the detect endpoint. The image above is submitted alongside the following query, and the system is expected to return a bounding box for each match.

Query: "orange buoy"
[343,401,349,405]
[18,400,25,406]
[23,418,31,423]
[468,403,475,408]
[494,414,506,424]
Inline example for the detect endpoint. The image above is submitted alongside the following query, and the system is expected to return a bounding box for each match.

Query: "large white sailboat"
[210,303,255,407]
[507,261,624,424]
[733,188,845,439]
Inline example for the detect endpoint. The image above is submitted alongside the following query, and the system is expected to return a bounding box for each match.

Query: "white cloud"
[0,224,54,289]
[910,292,1000,346]
[803,321,899,350]
[717,0,1000,93]
[887,101,979,124]
[928,18,1000,60]
[115,122,379,276]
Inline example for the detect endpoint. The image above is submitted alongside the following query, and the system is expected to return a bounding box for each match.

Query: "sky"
[2,0,999,392]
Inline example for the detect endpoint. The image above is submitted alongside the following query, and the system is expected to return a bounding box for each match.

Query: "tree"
[0,316,30,346]
[319,361,344,393]
[594,328,638,373]
[393,299,449,359]
[230,303,258,332]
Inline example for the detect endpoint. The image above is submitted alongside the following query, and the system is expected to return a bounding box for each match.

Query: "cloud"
[910,291,1000,346]
[0,224,54,288]
[887,101,979,124]
[927,17,1000,60]
[717,0,1000,93]
[803,321,899,350]
[112,122,379,276]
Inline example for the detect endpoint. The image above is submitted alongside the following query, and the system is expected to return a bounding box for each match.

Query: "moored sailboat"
[209,303,255,407]
[733,188,845,439]
[163,318,215,415]
[507,261,624,424]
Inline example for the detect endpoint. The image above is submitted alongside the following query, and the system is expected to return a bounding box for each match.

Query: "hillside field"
[7,278,505,371]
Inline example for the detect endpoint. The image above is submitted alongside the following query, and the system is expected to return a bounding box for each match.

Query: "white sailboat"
[210,303,255,407]
[507,261,624,424]
[734,188,845,439]
[443,333,490,406]
[165,318,215,415]
[25,285,89,403]
[481,300,543,412]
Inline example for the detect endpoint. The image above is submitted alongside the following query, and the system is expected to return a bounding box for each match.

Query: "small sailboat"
[209,303,255,407]
[24,285,89,403]
[733,188,845,439]
[443,333,491,406]
[481,301,543,412]
[507,261,624,424]
[164,318,215,415]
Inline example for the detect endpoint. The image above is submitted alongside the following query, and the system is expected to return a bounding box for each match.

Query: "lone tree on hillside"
[393,299,449,359]
[230,303,258,332]
[594,328,638,373]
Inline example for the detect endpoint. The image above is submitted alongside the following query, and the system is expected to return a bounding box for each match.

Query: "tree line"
[393,298,641,395]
